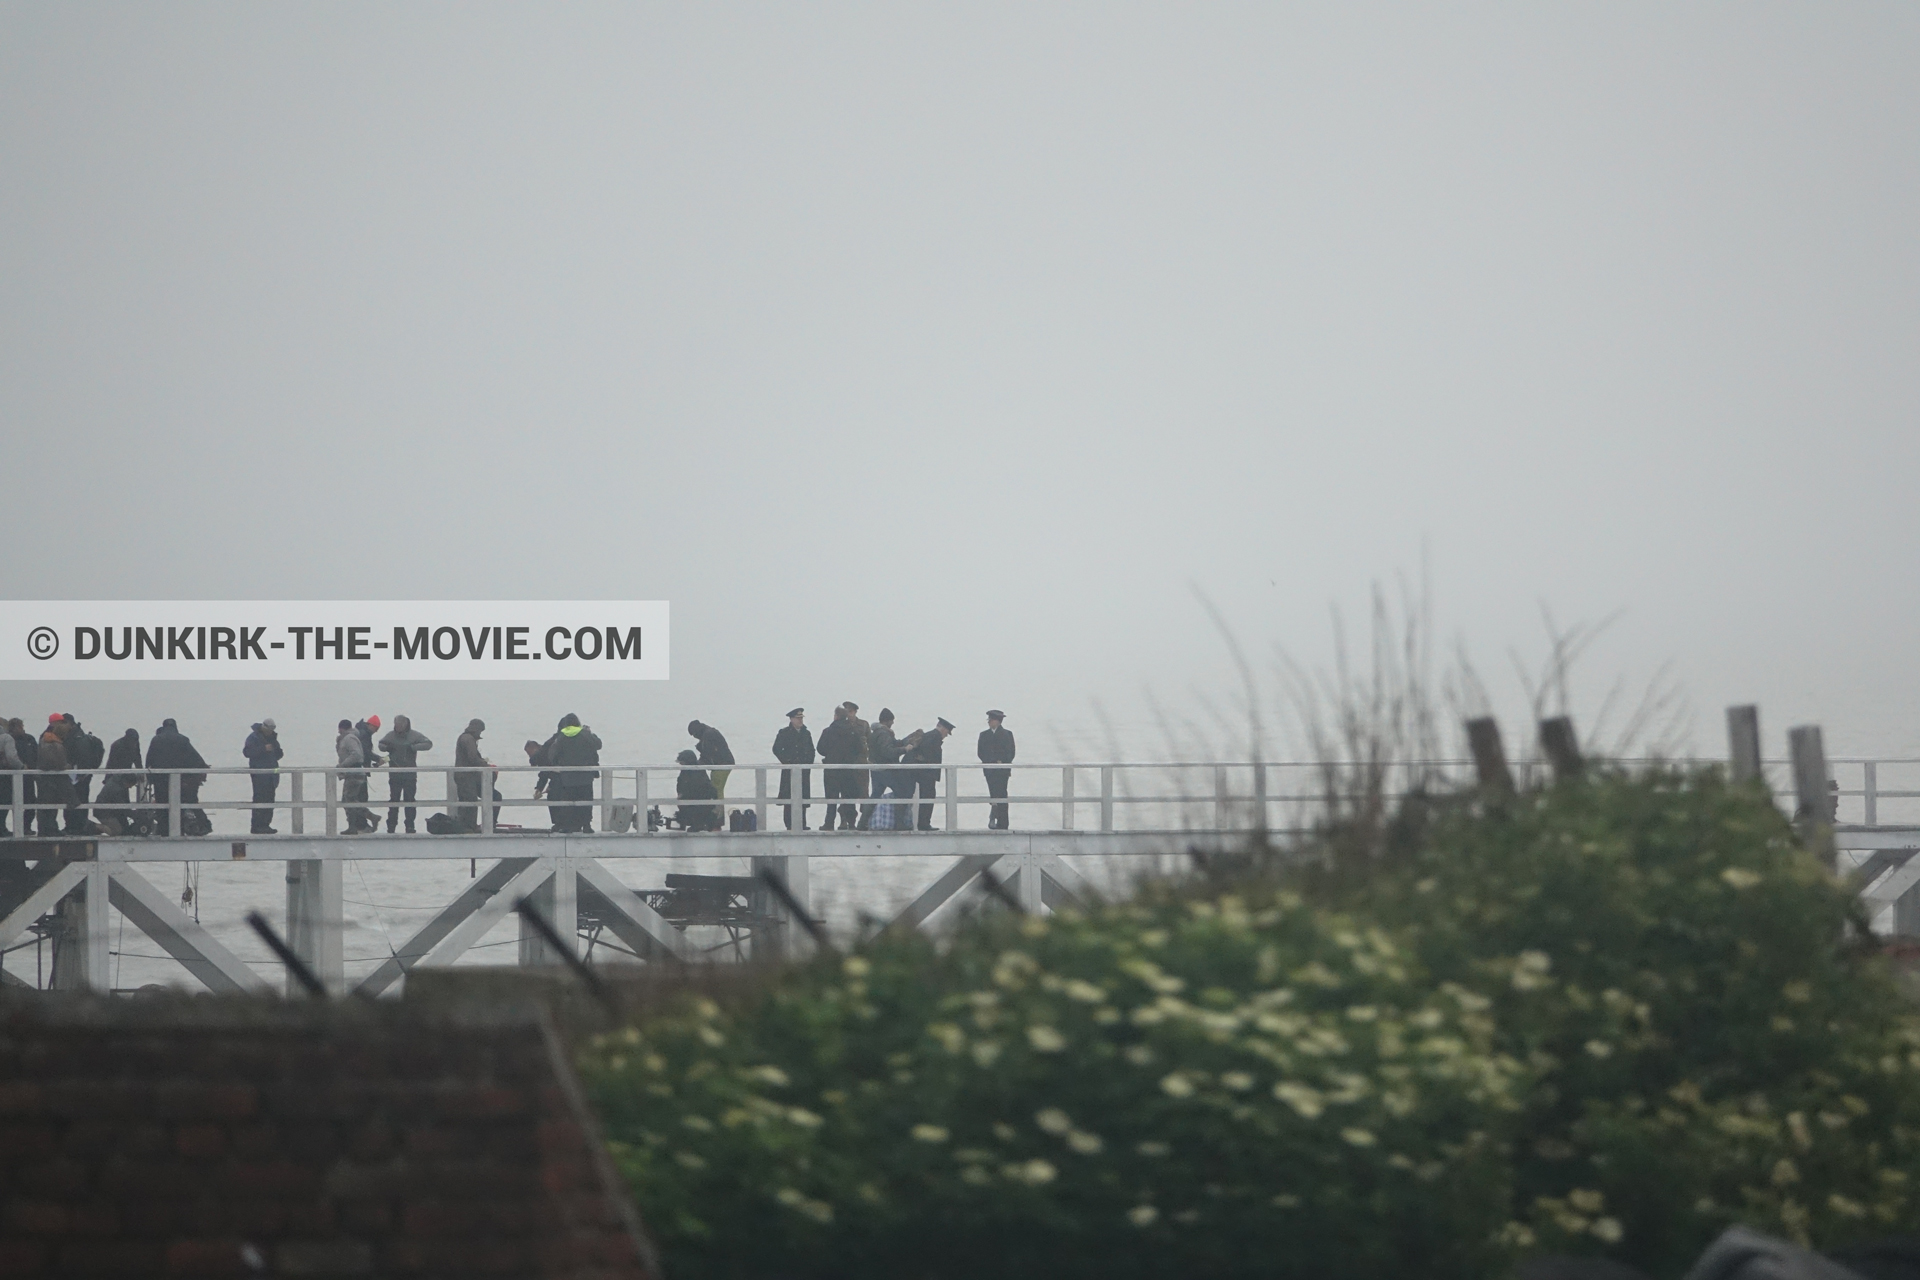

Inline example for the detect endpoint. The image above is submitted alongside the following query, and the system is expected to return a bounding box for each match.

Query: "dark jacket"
[772,724,816,765]
[37,731,70,774]
[105,731,143,787]
[869,724,902,765]
[978,727,1016,765]
[544,724,601,797]
[11,731,38,770]
[816,718,861,765]
[547,725,602,769]
[455,724,488,769]
[355,721,382,769]
[676,769,719,802]
[904,730,945,765]
[378,726,434,769]
[243,727,284,770]
[690,723,734,767]
[66,725,105,771]
[146,723,208,783]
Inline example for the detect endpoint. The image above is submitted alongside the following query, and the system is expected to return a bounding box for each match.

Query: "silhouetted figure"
[453,719,490,830]
[146,719,208,836]
[35,718,75,837]
[978,710,1016,830]
[773,708,815,830]
[0,727,22,838]
[863,709,900,829]
[817,705,865,831]
[243,719,284,834]
[541,713,601,832]
[9,720,39,835]
[687,721,734,799]
[379,715,433,833]
[62,714,104,834]
[94,729,142,836]
[337,719,376,834]
[675,749,722,831]
[904,718,955,831]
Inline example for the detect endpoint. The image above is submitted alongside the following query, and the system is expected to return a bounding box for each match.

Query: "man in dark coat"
[903,718,955,831]
[772,708,814,830]
[378,715,434,833]
[687,721,734,799]
[978,711,1017,830]
[675,749,722,832]
[36,718,76,837]
[243,718,284,834]
[816,706,863,832]
[146,719,209,836]
[453,719,490,830]
[62,714,104,834]
[95,729,142,836]
[541,713,602,832]
[9,719,39,835]
[862,708,901,829]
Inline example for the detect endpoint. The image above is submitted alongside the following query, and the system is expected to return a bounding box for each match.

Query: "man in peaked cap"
[978,711,1016,830]
[902,717,955,831]
[772,708,815,830]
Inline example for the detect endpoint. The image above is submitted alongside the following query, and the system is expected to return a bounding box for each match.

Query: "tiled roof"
[0,992,659,1279]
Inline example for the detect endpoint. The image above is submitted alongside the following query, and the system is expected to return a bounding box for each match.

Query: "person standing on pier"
[34,717,76,838]
[379,715,433,833]
[841,703,871,829]
[978,711,1016,830]
[454,719,491,831]
[904,718,955,831]
[816,705,861,831]
[61,715,103,835]
[543,713,602,832]
[94,729,141,836]
[9,720,39,835]
[773,708,814,830]
[147,719,209,836]
[336,719,376,834]
[243,718,283,834]
[862,708,900,829]
[0,726,22,838]
[688,721,734,798]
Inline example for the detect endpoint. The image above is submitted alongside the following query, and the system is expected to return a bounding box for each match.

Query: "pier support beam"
[286,859,344,995]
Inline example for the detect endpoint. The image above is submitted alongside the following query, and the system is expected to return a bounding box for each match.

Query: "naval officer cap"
[986,710,1005,719]
[786,707,805,718]
[936,717,956,731]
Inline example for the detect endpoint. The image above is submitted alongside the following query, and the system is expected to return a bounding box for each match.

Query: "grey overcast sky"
[2,2,1916,767]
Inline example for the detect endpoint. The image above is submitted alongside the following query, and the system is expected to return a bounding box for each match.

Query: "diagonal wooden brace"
[888,854,1005,932]
[354,857,539,997]
[107,866,272,994]
[574,859,689,963]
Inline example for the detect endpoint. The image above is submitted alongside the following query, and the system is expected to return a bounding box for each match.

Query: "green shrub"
[577,769,1920,1278]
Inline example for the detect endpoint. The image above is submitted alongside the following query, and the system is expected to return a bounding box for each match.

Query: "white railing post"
[324,770,338,836]
[10,771,21,837]
[600,768,613,833]
[944,765,958,831]
[1100,766,1114,831]
[481,765,495,834]
[1062,766,1076,831]
[1214,765,1229,831]
[1864,761,1878,827]
[290,771,304,835]
[755,767,768,832]
[446,769,458,827]
[1254,763,1268,833]
[168,771,182,839]
[636,767,649,831]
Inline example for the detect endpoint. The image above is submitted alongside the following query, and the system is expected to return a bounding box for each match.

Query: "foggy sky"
[3,3,1917,770]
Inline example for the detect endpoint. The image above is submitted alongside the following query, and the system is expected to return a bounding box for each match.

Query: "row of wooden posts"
[1461,705,1835,865]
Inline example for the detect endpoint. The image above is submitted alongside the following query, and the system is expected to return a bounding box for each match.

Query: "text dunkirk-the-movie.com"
[0,601,669,681]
